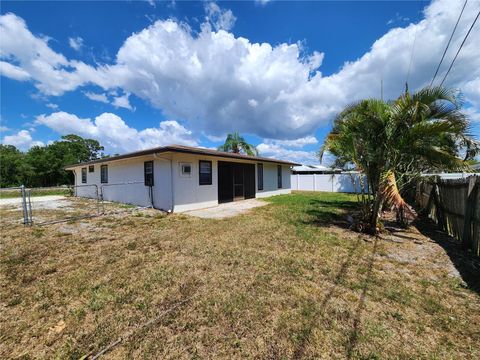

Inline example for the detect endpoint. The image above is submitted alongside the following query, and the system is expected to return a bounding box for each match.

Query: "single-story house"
[65,144,298,212]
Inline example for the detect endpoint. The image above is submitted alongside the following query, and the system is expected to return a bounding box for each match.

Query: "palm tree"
[218,132,258,156]
[321,86,479,233]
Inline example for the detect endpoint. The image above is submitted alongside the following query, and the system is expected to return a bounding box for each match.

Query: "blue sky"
[1,0,479,164]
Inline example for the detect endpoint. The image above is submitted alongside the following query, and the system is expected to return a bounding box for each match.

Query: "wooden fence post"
[462,176,478,251]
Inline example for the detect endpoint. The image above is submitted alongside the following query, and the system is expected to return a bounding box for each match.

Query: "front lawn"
[1,191,478,359]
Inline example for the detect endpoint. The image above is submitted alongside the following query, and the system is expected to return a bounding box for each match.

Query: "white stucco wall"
[255,163,291,198]
[171,154,291,211]
[170,153,219,212]
[70,152,292,212]
[71,154,173,211]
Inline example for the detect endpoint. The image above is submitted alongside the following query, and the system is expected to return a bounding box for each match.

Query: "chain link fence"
[0,182,154,226]
[0,186,33,225]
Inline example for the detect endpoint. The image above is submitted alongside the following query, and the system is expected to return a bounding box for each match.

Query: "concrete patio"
[183,198,267,219]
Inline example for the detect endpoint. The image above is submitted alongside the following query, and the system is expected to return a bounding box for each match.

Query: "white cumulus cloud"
[0,0,479,143]
[204,2,236,31]
[68,36,84,51]
[0,61,30,80]
[257,142,318,165]
[112,93,134,110]
[1,129,44,150]
[256,136,320,164]
[35,111,197,153]
[84,91,109,104]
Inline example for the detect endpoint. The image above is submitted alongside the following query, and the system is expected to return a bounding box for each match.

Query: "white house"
[65,144,298,212]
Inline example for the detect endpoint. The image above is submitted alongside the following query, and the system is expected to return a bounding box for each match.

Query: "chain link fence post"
[20,185,32,225]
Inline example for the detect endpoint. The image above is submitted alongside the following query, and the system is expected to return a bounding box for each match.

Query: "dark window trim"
[81,167,87,183]
[144,161,154,186]
[100,164,108,184]
[257,163,264,191]
[199,160,212,185]
[277,165,282,189]
[89,165,94,173]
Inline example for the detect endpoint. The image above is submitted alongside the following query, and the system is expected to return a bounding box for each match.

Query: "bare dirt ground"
[0,195,71,210]
[1,192,479,359]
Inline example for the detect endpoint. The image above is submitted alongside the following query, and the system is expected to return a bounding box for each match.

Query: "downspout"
[170,158,175,213]
[72,170,77,196]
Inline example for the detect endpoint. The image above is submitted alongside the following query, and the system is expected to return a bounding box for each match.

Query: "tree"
[1,135,105,187]
[60,134,104,162]
[0,145,29,187]
[321,86,479,233]
[217,132,258,156]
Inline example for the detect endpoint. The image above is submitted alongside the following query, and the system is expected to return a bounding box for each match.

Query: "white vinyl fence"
[291,173,368,193]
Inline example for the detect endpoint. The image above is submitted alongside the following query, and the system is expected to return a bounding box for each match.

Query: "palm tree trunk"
[370,187,385,234]
[370,171,414,232]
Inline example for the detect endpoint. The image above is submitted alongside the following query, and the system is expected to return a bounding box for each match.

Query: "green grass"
[0,187,70,199]
[0,191,479,359]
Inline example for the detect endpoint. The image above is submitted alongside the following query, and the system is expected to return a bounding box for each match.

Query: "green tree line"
[0,135,105,188]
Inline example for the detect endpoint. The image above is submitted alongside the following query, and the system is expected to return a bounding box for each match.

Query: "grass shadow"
[414,217,480,295]
[304,198,360,229]
[345,237,378,358]
[292,237,362,359]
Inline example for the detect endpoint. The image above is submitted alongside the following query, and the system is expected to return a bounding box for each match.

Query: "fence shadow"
[414,217,480,294]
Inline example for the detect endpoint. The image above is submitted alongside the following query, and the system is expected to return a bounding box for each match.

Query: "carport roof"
[64,144,300,169]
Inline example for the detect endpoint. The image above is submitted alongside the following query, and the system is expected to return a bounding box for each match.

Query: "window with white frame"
[180,162,192,177]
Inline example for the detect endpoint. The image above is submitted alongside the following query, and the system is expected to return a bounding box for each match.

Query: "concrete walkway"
[183,198,267,219]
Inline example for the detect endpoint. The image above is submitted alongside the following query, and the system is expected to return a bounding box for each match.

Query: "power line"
[405,25,419,91]
[439,9,480,87]
[430,0,468,87]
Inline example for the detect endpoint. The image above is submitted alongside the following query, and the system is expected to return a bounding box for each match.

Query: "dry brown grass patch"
[1,192,479,359]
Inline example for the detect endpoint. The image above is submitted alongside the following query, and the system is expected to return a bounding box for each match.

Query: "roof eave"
[64,145,300,169]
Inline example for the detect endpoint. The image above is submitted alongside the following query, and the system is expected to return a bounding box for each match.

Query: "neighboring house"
[291,165,342,174]
[65,144,298,212]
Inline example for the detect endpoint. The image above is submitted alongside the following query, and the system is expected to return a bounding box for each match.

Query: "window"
[277,165,282,188]
[101,165,108,183]
[81,167,87,183]
[257,163,263,191]
[180,163,192,177]
[199,160,212,185]
[89,165,94,173]
[144,161,154,186]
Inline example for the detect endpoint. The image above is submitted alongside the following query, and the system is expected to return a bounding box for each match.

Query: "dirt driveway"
[0,195,72,210]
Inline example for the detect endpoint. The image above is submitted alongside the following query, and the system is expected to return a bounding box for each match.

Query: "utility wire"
[405,25,419,92]
[430,0,468,87]
[439,9,480,87]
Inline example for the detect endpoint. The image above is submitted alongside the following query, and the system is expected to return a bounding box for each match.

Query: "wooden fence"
[416,175,479,257]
